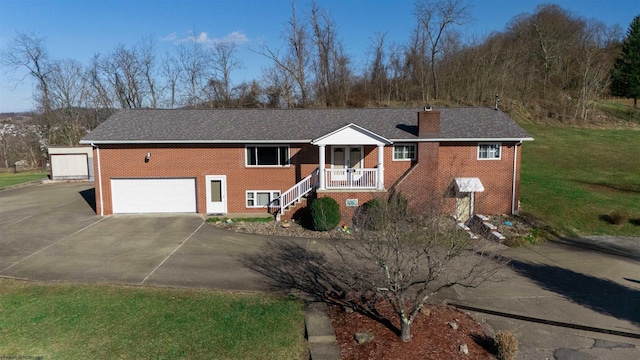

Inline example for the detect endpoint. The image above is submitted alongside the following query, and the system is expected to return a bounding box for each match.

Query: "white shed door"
[111,178,196,214]
[51,154,89,179]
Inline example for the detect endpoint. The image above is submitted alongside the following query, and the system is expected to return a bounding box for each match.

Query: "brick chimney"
[418,108,440,134]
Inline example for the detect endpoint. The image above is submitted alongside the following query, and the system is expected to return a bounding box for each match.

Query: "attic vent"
[423,105,432,111]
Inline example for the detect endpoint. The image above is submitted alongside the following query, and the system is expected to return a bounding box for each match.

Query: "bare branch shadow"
[509,259,640,325]
[240,239,401,336]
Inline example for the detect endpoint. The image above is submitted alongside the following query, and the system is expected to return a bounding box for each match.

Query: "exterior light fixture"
[145,152,151,163]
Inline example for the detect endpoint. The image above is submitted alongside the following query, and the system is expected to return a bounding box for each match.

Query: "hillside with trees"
[1,1,639,169]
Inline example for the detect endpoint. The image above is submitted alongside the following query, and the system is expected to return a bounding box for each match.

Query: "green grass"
[0,171,48,188]
[520,123,640,237]
[0,279,306,360]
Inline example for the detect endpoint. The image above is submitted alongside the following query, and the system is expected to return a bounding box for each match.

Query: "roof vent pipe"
[494,94,501,110]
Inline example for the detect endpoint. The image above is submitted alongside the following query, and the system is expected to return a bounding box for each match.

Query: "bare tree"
[1,32,57,147]
[176,33,211,108]
[310,1,352,107]
[257,1,311,107]
[414,0,471,100]
[139,37,159,109]
[47,59,91,145]
[207,41,243,107]
[1,32,52,114]
[244,194,504,342]
[160,53,182,109]
[575,20,619,120]
[85,54,117,111]
[366,32,389,104]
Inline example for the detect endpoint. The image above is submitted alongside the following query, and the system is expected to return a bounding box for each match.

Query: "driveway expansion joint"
[447,301,640,340]
[139,221,206,285]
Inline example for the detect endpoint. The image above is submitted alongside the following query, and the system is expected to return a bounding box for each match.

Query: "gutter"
[79,137,534,145]
[92,143,104,216]
[512,141,522,214]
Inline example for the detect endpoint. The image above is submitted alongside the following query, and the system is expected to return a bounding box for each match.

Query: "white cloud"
[171,31,249,46]
[161,32,177,42]
[219,31,249,44]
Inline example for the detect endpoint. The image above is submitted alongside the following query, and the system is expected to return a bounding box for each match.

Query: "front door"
[206,175,227,214]
[331,146,363,182]
[456,192,472,223]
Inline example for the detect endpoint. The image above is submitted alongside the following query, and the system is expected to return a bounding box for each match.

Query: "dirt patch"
[329,302,495,360]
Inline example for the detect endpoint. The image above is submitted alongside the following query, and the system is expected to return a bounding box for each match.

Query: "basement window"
[246,146,289,166]
[478,143,501,160]
[246,190,281,208]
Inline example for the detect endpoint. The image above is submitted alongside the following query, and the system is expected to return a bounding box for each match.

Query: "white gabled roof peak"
[311,123,392,146]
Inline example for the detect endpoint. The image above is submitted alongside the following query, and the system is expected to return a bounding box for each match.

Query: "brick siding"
[93,141,522,218]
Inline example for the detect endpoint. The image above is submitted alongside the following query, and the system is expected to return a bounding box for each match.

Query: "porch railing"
[325,168,378,189]
[277,169,320,216]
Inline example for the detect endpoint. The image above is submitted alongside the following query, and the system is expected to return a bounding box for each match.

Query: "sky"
[0,0,638,113]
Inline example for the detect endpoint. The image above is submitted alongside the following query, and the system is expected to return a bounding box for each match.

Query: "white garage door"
[51,154,89,180]
[111,178,196,214]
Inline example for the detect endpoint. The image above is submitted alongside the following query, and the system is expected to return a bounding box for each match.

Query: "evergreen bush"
[310,197,341,231]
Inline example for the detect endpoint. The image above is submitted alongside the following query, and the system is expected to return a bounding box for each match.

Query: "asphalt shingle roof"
[80,107,532,144]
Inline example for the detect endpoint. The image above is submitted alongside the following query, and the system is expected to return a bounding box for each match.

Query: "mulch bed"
[329,302,496,360]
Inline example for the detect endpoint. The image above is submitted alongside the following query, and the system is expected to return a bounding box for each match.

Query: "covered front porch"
[312,123,391,191]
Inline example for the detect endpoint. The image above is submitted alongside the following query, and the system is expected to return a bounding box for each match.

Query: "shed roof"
[80,107,532,144]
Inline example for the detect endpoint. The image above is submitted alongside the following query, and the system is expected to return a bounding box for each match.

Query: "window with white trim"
[246,146,289,166]
[393,144,416,161]
[246,190,281,207]
[478,143,501,160]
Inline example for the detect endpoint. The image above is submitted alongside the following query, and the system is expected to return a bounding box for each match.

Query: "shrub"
[387,191,408,218]
[359,198,385,230]
[356,193,409,230]
[310,197,341,231]
[495,330,519,360]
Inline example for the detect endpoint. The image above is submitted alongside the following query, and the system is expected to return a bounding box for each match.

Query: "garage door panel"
[111,178,196,213]
[51,154,89,179]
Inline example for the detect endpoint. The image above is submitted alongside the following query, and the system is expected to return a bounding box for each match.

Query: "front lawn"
[520,123,640,237]
[0,279,306,360]
[0,171,48,188]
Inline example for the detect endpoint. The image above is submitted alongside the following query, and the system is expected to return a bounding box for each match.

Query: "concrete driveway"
[0,182,294,291]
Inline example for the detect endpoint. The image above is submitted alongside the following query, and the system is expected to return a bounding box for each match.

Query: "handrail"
[276,169,320,215]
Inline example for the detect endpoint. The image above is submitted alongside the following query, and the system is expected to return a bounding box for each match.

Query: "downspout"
[92,143,104,216]
[511,141,522,214]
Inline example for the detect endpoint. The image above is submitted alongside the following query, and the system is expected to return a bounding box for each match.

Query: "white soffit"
[312,123,391,146]
[455,177,485,192]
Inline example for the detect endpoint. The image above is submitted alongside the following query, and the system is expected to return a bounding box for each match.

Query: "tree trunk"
[400,318,412,342]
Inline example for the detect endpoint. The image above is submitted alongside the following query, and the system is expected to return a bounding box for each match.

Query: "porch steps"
[276,193,312,221]
[457,222,478,240]
[469,214,506,243]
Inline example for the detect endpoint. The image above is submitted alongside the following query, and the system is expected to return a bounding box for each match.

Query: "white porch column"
[377,144,385,189]
[318,145,326,190]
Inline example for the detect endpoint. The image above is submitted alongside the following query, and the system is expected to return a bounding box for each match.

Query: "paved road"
[1,182,639,359]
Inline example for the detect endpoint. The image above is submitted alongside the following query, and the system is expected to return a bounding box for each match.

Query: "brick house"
[79,107,532,223]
